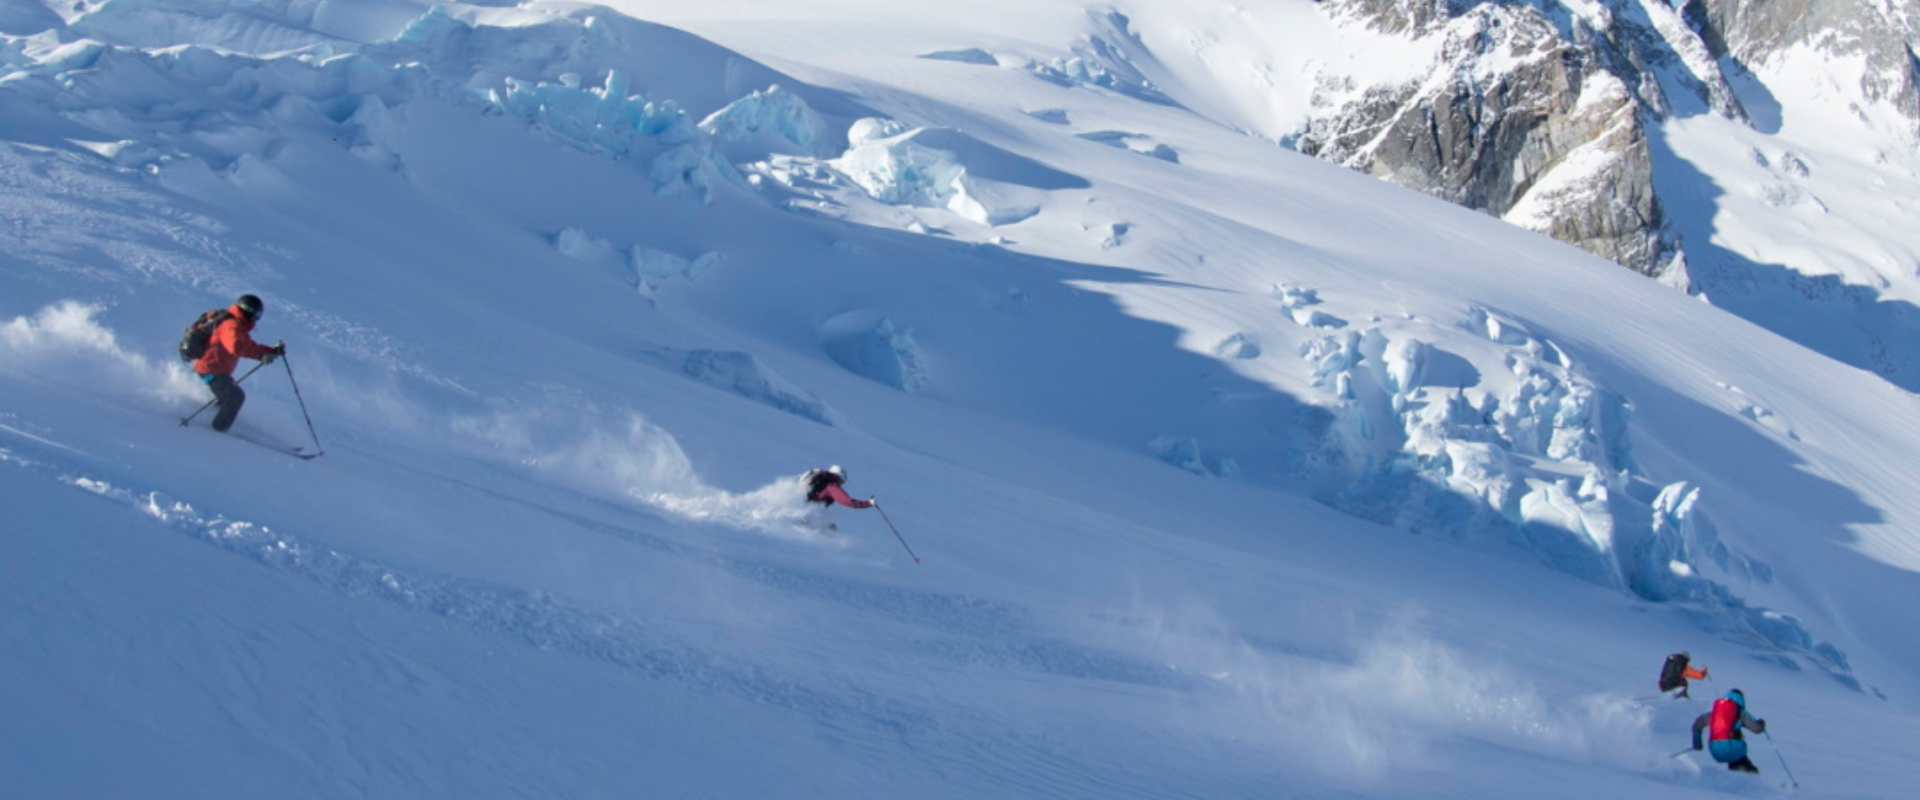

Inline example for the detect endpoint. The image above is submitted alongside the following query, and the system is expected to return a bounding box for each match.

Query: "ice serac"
[699,84,833,161]
[818,310,930,392]
[1272,293,1855,686]
[832,122,1087,226]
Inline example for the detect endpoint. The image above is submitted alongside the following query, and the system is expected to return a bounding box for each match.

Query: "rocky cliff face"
[1298,0,1744,282]
[1298,0,1918,264]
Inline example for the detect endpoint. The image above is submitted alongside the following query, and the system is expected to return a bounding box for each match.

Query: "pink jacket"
[819,483,873,509]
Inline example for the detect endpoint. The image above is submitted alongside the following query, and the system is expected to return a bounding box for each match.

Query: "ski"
[242,439,322,460]
[225,431,322,460]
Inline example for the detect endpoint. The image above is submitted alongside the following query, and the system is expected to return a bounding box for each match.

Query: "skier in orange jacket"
[192,294,284,433]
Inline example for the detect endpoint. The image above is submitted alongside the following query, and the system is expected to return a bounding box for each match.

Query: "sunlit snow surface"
[3,1,1918,798]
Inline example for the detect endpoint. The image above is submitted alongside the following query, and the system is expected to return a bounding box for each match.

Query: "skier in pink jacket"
[805,465,874,509]
[799,465,873,531]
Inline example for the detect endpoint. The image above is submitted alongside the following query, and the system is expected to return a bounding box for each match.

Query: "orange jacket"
[193,304,275,376]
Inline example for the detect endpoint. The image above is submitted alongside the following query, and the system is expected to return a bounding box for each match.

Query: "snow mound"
[1075,130,1180,163]
[1274,283,1348,328]
[1150,435,1237,477]
[632,247,722,294]
[552,230,720,296]
[1213,332,1261,359]
[818,310,930,392]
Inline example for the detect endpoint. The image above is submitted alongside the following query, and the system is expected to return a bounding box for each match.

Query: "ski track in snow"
[0,439,941,736]
[0,428,1222,742]
[344,443,1215,693]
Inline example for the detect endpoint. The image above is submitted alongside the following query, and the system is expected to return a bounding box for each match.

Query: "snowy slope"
[3,1,1918,797]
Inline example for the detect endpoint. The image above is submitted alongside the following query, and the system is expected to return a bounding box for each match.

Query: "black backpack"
[803,470,843,504]
[178,308,231,361]
[1658,652,1691,692]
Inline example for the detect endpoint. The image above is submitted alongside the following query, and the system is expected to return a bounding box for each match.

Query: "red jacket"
[818,483,872,509]
[193,304,275,376]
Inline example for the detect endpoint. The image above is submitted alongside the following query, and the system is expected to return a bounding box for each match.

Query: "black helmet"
[235,294,264,319]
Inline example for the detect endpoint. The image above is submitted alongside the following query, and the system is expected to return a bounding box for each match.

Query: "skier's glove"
[868,496,878,506]
[262,348,281,365]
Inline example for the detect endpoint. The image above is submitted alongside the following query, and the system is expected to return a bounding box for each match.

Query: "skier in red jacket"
[1692,688,1768,773]
[193,294,284,433]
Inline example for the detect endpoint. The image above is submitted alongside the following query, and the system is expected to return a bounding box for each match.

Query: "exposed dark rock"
[1304,2,1683,277]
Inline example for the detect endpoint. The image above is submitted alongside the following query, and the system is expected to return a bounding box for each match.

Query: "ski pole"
[179,360,268,426]
[1765,732,1799,788]
[1669,747,1694,759]
[872,501,921,565]
[281,351,325,457]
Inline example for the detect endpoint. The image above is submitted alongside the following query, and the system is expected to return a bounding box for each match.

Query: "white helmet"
[827,464,847,480]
